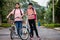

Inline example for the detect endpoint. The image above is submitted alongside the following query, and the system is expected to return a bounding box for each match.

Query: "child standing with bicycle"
[6,3,24,36]
[26,3,41,40]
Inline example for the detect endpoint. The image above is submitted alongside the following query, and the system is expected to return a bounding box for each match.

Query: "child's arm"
[6,9,14,18]
[6,13,12,18]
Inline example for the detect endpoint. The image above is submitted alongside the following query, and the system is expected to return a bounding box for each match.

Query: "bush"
[44,24,54,28]
[43,24,60,28]
[54,24,60,27]
[0,23,11,28]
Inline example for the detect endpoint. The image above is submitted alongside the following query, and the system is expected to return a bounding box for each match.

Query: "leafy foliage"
[0,0,46,24]
[55,0,60,23]
[0,0,19,23]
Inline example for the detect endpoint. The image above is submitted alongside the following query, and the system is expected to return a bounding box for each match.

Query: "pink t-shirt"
[10,9,24,21]
[27,8,36,20]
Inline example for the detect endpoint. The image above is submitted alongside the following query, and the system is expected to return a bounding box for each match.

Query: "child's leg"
[33,21,41,40]
[28,20,34,38]
[15,21,19,35]
[18,21,22,36]
[33,20,39,37]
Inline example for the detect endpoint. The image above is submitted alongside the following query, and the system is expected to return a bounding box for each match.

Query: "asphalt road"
[0,26,60,40]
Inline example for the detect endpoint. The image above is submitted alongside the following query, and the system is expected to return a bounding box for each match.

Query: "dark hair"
[15,3,20,8]
[28,3,33,5]
[15,3,20,5]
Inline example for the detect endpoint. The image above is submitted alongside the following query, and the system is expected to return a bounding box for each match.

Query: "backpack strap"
[20,9,22,15]
[32,8,35,14]
[14,9,22,15]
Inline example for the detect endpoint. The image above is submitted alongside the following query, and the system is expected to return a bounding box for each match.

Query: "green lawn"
[0,23,11,28]
[43,24,60,28]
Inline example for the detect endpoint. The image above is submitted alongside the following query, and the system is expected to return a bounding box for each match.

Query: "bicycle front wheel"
[19,26,29,40]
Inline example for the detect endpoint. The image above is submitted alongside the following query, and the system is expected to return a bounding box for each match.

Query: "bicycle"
[9,15,30,40]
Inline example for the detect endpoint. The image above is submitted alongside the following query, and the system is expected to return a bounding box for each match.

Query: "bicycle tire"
[10,31,14,40]
[10,26,15,40]
[19,26,29,40]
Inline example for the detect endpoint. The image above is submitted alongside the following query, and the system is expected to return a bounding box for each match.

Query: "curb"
[54,28,60,31]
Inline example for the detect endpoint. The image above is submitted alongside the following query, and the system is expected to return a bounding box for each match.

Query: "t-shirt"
[9,9,24,21]
[27,8,36,20]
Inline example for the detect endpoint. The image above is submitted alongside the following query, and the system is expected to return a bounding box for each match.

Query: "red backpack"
[32,8,37,20]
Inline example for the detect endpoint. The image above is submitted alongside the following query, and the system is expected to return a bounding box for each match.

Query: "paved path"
[0,26,60,40]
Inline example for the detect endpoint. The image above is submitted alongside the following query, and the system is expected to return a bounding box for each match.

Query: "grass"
[43,23,60,28]
[0,23,60,28]
[0,23,11,28]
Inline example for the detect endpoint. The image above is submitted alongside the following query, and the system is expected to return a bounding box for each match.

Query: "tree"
[0,0,45,24]
[0,0,19,23]
[43,0,53,24]
[55,0,60,23]
[44,0,57,24]
[0,0,6,24]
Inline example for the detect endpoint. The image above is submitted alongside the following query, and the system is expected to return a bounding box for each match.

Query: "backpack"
[32,8,37,20]
[10,9,22,20]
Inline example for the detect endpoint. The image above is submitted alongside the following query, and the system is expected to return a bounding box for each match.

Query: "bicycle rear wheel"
[19,26,29,40]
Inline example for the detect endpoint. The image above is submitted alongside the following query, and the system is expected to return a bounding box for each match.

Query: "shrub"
[43,24,60,28]
[0,23,11,28]
[54,24,60,27]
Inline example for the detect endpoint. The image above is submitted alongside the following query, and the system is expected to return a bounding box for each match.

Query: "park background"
[0,0,60,29]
